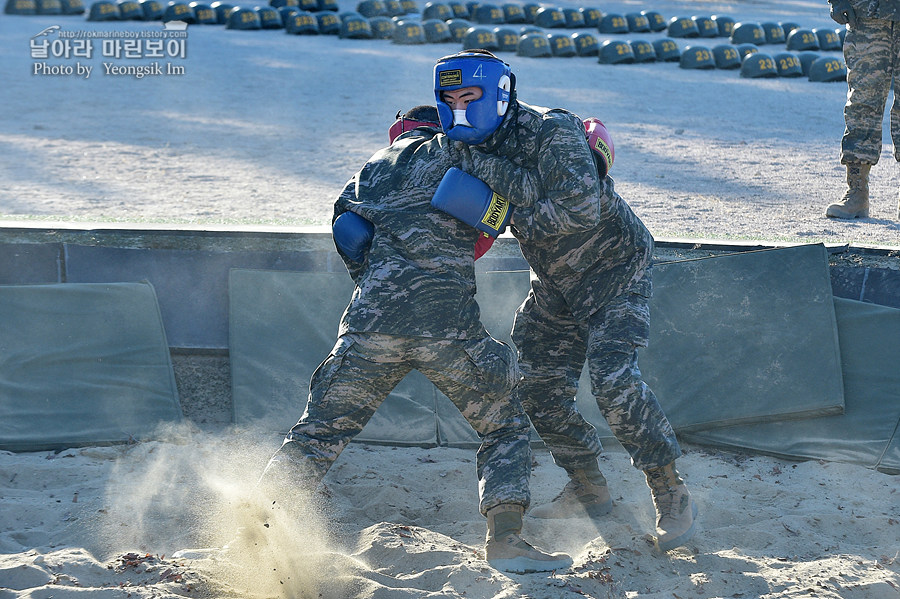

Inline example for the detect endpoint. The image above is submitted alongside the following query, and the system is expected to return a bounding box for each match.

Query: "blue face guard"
[434,52,512,144]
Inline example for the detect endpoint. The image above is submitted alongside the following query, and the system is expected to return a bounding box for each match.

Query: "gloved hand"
[583,117,615,178]
[829,0,857,28]
[432,167,511,237]
[332,211,374,263]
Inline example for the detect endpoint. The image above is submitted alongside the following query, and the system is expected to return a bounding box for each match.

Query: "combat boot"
[484,504,573,573]
[644,462,697,552]
[826,163,870,218]
[529,464,613,519]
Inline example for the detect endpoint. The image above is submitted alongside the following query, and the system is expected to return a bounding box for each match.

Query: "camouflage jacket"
[333,128,488,340]
[454,99,654,321]
[842,0,900,20]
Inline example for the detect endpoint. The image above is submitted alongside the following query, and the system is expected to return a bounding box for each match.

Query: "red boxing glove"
[583,117,614,178]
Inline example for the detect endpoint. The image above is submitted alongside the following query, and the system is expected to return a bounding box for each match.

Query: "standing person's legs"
[415,335,572,573]
[586,272,695,551]
[261,333,411,491]
[830,17,894,217]
[511,282,611,518]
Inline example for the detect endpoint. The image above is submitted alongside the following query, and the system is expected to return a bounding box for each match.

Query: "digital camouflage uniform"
[269,127,532,515]
[840,0,900,164]
[454,97,682,473]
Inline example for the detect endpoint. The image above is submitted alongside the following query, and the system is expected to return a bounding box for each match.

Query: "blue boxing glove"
[332,211,374,263]
[431,167,511,238]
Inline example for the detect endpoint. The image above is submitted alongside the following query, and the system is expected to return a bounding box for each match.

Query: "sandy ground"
[1,0,900,598]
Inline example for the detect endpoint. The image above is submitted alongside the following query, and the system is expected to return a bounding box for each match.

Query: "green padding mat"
[686,298,900,474]
[0,282,181,452]
[639,244,845,431]
[229,269,482,446]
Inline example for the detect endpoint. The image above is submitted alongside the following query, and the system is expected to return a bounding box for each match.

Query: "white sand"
[1,0,900,597]
[1,425,898,598]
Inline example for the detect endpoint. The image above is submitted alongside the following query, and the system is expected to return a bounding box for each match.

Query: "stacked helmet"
[761,21,785,44]
[583,118,614,178]
[711,14,734,36]
[392,19,424,42]
[641,9,666,31]
[571,31,599,56]
[598,13,627,33]
[679,45,715,69]
[356,0,384,16]
[625,12,650,32]
[631,40,656,62]
[786,27,818,51]
[598,40,635,64]
[257,4,282,27]
[473,2,503,23]
[562,7,583,27]
[163,1,195,22]
[502,2,524,22]
[422,1,451,20]
[534,6,565,28]
[712,43,741,69]
[736,43,758,59]
[141,0,163,18]
[446,18,471,40]
[580,7,601,27]
[341,13,373,37]
[692,15,718,37]
[448,0,467,17]
[773,52,802,77]
[60,0,85,12]
[423,18,452,42]
[740,53,777,78]
[667,16,699,37]
[434,50,513,144]
[780,21,800,36]
[190,1,217,22]
[814,27,842,50]
[285,10,318,32]
[369,15,394,36]
[548,32,576,57]
[209,0,229,22]
[730,22,765,45]
[117,0,142,18]
[226,6,260,28]
[493,26,520,52]
[5,0,37,13]
[462,26,499,50]
[652,37,681,61]
[517,31,552,56]
[808,56,846,82]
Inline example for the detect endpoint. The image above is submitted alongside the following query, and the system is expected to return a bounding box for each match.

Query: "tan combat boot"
[644,462,697,552]
[529,464,613,519]
[826,163,871,218]
[484,504,573,573]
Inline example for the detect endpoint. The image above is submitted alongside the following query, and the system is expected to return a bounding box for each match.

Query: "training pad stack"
[0,282,181,451]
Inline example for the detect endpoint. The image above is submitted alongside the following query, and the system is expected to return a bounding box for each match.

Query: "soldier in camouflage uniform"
[826,0,900,219]
[432,50,696,552]
[260,106,572,574]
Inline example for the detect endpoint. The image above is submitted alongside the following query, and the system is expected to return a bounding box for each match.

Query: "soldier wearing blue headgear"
[432,50,698,553]
[260,105,572,575]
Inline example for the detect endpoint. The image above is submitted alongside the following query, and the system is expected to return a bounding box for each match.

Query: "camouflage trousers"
[270,332,532,515]
[841,16,900,164]
[511,269,681,473]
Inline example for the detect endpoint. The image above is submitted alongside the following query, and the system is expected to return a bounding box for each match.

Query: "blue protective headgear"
[434,50,513,144]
